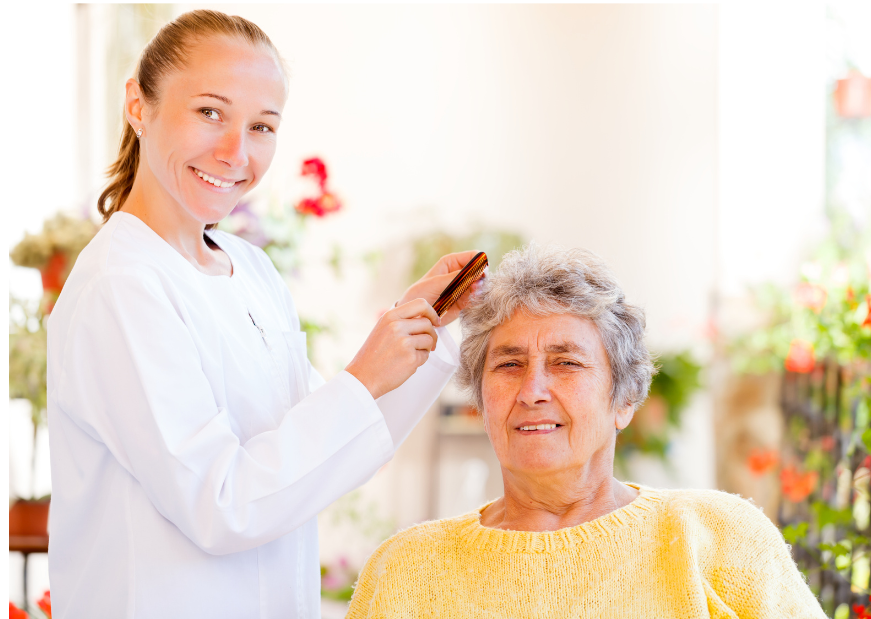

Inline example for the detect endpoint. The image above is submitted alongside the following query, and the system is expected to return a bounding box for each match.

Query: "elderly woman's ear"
[615,402,635,432]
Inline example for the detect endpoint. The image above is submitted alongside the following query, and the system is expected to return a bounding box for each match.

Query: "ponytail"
[97,123,140,222]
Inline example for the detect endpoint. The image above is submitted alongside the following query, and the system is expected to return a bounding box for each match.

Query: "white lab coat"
[46,212,458,618]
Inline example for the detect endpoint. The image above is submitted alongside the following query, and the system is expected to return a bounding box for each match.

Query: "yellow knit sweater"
[347,485,826,619]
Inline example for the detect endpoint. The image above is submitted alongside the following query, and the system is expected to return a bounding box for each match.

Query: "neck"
[121,163,229,276]
[481,446,638,532]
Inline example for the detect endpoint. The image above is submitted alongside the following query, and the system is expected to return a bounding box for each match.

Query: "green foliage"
[812,501,854,528]
[730,209,871,376]
[408,229,525,284]
[616,350,703,464]
[649,351,703,425]
[9,296,48,429]
[783,522,809,545]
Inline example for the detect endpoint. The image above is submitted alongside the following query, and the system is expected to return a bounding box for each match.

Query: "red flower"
[295,192,343,218]
[781,465,818,502]
[295,157,342,218]
[853,604,871,619]
[36,590,51,619]
[9,602,28,619]
[747,449,779,475]
[863,295,871,329]
[794,282,827,313]
[301,157,328,189]
[784,340,815,374]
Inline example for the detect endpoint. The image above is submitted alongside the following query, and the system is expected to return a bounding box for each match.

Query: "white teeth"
[194,168,235,187]
[519,424,558,431]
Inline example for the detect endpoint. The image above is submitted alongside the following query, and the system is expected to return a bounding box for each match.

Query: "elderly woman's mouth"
[517,423,562,433]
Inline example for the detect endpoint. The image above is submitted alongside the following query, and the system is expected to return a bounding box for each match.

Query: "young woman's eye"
[200,108,220,121]
[252,124,274,134]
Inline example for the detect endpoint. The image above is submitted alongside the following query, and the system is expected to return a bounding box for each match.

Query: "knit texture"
[347,485,827,618]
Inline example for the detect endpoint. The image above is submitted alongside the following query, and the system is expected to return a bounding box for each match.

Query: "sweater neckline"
[456,484,663,553]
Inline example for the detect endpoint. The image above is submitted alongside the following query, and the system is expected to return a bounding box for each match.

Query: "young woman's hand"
[396,250,486,326]
[345,299,441,400]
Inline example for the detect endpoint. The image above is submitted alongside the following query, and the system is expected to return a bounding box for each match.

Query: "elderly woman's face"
[481,311,633,476]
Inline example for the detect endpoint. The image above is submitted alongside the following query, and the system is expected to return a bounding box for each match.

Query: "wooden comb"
[432,252,488,317]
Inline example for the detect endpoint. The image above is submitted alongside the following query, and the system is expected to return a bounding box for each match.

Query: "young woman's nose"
[516,363,552,407]
[214,127,249,169]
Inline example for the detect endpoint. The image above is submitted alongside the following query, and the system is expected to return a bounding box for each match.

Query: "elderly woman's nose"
[516,364,552,406]
[215,127,249,169]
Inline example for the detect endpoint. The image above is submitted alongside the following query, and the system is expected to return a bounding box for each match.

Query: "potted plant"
[9,212,97,537]
[9,295,51,538]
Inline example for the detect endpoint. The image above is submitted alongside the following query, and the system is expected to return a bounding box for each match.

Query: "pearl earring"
[136,128,143,139]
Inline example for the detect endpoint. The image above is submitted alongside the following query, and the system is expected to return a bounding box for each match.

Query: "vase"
[9,498,50,538]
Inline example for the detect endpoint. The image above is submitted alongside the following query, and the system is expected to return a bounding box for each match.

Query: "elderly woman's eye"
[201,108,220,121]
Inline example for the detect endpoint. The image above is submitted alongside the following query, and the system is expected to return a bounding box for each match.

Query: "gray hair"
[456,243,656,413]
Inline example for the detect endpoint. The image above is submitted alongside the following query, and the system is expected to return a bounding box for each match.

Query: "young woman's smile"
[133,35,287,227]
[189,166,244,191]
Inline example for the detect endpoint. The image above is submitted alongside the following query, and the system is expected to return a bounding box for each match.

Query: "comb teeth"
[432,252,488,316]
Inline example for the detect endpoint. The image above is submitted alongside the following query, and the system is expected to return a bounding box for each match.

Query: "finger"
[414,349,430,368]
[409,333,437,352]
[393,298,440,326]
[401,317,438,346]
[424,250,481,278]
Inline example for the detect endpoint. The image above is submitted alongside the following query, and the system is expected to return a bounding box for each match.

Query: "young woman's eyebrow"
[192,93,281,118]
[193,92,232,104]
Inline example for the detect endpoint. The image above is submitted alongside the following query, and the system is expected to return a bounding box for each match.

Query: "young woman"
[46,10,479,618]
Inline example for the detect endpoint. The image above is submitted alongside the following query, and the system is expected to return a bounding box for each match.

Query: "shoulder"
[53,215,171,317]
[656,486,774,529]
[366,512,469,568]
[651,486,787,566]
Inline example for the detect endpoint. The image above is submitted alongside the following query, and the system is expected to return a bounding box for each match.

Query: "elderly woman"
[347,244,825,619]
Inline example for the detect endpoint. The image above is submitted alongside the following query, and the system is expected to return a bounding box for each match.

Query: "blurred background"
[5,2,871,617]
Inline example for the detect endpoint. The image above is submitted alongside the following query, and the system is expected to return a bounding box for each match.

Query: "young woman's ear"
[125,79,145,133]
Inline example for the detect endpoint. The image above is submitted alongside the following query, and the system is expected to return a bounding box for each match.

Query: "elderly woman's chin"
[347,244,828,619]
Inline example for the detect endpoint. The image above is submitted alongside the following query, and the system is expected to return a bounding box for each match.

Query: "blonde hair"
[456,243,657,413]
[98,10,283,226]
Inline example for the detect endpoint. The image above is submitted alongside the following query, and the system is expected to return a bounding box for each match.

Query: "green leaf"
[811,501,853,528]
[783,522,809,545]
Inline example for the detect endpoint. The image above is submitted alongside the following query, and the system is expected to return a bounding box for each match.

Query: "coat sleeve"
[54,267,431,556]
